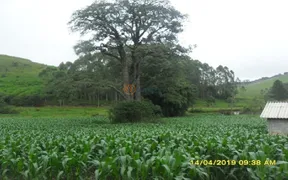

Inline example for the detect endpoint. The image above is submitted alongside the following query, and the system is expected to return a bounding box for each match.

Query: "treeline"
[1,0,240,117]
[37,45,238,108]
[1,45,239,115]
[265,80,288,101]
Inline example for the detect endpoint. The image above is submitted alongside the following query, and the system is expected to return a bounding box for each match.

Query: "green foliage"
[206,96,216,107]
[266,80,288,101]
[140,45,198,117]
[108,100,162,123]
[39,54,122,106]
[196,63,238,100]
[0,55,46,97]
[0,115,287,179]
[189,107,242,114]
[69,0,187,52]
[237,74,288,99]
[0,94,18,114]
[10,95,45,107]
[69,0,188,101]
[241,97,264,114]
[160,82,197,117]
[3,106,109,118]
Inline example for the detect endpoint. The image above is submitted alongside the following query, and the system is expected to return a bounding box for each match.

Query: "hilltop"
[0,54,47,96]
[237,73,288,99]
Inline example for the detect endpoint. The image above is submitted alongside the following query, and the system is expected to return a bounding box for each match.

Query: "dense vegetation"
[0,0,242,117]
[0,115,287,179]
[1,0,288,113]
[265,80,288,101]
[0,93,18,114]
[35,0,239,117]
[108,100,162,123]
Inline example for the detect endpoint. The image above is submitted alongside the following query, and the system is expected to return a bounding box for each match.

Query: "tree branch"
[102,51,121,61]
[107,85,127,99]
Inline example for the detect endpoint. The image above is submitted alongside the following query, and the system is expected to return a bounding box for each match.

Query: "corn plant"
[0,115,287,179]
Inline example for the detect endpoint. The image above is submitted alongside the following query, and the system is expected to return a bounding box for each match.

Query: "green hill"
[0,55,47,96]
[237,73,288,99]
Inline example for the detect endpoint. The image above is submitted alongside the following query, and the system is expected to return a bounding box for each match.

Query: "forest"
[0,0,241,118]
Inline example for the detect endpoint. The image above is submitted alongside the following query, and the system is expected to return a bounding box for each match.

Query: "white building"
[260,102,288,135]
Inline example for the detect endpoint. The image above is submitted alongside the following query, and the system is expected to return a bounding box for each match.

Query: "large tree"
[140,44,197,116]
[68,0,187,101]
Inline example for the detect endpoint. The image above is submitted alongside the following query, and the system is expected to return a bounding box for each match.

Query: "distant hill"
[237,73,288,99]
[0,55,47,96]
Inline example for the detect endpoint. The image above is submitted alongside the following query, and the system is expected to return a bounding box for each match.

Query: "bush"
[161,102,189,117]
[189,108,205,113]
[0,95,18,114]
[10,95,45,107]
[108,100,162,123]
[0,106,18,114]
[241,106,260,115]
[206,96,216,107]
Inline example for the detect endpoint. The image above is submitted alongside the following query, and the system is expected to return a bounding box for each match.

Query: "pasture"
[0,114,287,179]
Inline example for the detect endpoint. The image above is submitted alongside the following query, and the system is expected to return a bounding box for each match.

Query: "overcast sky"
[1,0,288,81]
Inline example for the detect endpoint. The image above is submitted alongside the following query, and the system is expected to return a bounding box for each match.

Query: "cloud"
[0,0,288,80]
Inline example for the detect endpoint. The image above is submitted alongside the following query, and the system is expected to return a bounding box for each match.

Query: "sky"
[1,0,288,81]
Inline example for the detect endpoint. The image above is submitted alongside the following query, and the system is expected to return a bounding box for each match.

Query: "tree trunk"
[122,61,132,101]
[131,50,141,101]
[97,92,100,107]
[135,62,141,101]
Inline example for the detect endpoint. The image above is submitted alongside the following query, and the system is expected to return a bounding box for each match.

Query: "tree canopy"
[266,80,288,101]
[68,0,188,101]
[38,44,238,116]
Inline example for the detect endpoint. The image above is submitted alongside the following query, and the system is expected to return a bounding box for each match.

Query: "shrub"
[0,106,18,114]
[241,106,260,115]
[0,95,18,114]
[206,96,216,107]
[189,108,205,113]
[108,100,162,123]
[10,95,45,107]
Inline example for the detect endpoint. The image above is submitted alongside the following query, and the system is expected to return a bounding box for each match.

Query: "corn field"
[0,115,287,179]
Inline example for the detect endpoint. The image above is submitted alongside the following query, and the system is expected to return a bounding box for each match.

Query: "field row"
[0,115,287,179]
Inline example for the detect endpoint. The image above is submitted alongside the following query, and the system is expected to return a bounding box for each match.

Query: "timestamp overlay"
[190,160,277,166]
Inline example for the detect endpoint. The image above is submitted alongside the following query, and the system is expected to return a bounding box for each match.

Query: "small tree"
[206,96,215,107]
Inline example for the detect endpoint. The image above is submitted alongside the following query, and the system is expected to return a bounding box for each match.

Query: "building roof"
[260,102,288,119]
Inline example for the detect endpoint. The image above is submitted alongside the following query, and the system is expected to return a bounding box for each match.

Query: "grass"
[0,54,47,96]
[237,74,288,99]
[0,106,109,118]
[0,114,287,179]
[194,99,254,109]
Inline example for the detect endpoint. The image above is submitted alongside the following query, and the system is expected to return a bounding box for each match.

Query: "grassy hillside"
[237,74,288,99]
[0,54,47,96]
